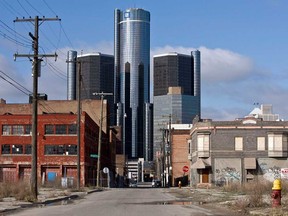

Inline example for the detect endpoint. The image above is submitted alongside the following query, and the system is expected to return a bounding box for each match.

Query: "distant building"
[67,50,77,100]
[77,53,115,124]
[247,104,280,121]
[114,8,152,160]
[153,51,201,160]
[154,51,200,99]
[189,117,288,187]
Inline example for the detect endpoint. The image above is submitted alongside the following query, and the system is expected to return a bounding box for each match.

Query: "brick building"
[170,124,192,187]
[0,99,122,187]
[156,124,191,187]
[189,117,288,187]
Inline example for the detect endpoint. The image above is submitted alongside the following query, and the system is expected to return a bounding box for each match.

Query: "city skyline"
[1,0,288,121]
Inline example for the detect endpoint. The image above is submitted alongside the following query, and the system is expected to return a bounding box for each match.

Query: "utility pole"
[76,61,81,190]
[168,114,172,187]
[14,16,60,200]
[93,92,113,187]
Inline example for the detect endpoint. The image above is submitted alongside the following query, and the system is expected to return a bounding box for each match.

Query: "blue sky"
[1,0,288,120]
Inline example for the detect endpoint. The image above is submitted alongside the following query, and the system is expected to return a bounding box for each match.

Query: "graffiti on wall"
[215,167,240,186]
[258,162,281,182]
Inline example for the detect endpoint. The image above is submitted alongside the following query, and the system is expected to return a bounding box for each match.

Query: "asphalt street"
[9,188,233,216]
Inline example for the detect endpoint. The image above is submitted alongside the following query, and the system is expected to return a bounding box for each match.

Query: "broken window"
[12,145,23,154]
[1,144,10,154]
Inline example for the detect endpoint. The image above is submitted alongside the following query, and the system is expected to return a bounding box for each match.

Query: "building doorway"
[201,169,209,183]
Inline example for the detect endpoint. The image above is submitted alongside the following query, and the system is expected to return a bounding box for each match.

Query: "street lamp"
[93,92,113,188]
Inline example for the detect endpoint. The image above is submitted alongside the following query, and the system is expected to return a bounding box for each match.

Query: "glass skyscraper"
[153,51,201,159]
[114,8,152,159]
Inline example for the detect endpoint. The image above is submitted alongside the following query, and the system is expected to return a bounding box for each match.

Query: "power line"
[24,0,43,15]
[0,30,31,48]
[1,0,23,17]
[16,0,30,17]
[42,0,58,16]
[0,19,31,44]
[60,22,74,49]
[0,70,32,96]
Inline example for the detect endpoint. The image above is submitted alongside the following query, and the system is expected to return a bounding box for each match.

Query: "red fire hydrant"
[271,179,282,207]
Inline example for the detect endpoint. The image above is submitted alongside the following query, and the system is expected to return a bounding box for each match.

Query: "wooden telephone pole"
[93,92,113,188]
[14,16,60,200]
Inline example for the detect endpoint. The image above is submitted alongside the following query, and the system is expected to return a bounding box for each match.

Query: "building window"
[197,134,209,151]
[68,124,77,134]
[55,125,67,134]
[12,145,23,154]
[188,139,191,154]
[45,125,54,134]
[25,145,32,154]
[197,133,210,157]
[44,144,77,155]
[2,125,11,135]
[235,137,243,151]
[1,144,10,154]
[12,125,24,135]
[2,125,32,135]
[268,134,282,151]
[257,137,265,151]
[1,144,31,155]
[45,124,77,135]
[67,145,77,155]
[24,125,32,135]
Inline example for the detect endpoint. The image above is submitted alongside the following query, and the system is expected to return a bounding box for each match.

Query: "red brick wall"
[171,130,190,186]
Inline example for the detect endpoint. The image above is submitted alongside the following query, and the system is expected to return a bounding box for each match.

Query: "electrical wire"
[60,22,74,49]
[0,30,31,48]
[16,0,30,17]
[0,70,32,96]
[24,0,43,15]
[42,0,57,16]
[0,19,31,44]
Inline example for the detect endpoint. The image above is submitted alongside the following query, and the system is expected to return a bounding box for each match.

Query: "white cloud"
[151,45,254,83]
[1,43,288,121]
[151,45,288,121]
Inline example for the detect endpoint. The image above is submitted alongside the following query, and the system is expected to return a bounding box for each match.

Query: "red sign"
[182,165,189,173]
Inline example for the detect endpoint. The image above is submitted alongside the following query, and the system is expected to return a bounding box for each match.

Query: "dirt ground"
[168,187,288,216]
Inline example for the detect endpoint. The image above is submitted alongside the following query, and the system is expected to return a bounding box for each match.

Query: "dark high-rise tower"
[153,51,201,159]
[154,51,200,97]
[77,53,115,124]
[114,8,151,159]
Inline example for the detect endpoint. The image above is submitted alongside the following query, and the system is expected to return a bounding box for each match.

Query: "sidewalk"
[0,187,102,214]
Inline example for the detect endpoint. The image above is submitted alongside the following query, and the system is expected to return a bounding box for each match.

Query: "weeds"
[0,181,34,201]
[223,180,278,209]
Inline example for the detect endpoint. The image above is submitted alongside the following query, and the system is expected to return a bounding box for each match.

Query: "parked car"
[152,179,161,188]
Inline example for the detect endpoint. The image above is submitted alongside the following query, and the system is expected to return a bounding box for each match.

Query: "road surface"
[10,188,233,216]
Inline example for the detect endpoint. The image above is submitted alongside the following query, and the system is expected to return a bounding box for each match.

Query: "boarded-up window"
[268,134,283,151]
[235,137,243,151]
[257,137,265,151]
[197,134,209,151]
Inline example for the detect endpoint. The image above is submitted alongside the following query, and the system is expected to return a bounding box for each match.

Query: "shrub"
[0,181,34,201]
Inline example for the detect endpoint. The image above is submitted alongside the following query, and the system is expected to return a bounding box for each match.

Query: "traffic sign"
[90,154,98,158]
[103,167,109,174]
[182,165,189,173]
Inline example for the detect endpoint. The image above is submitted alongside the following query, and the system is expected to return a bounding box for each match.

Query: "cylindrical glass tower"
[192,50,201,118]
[67,50,77,100]
[114,8,151,159]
